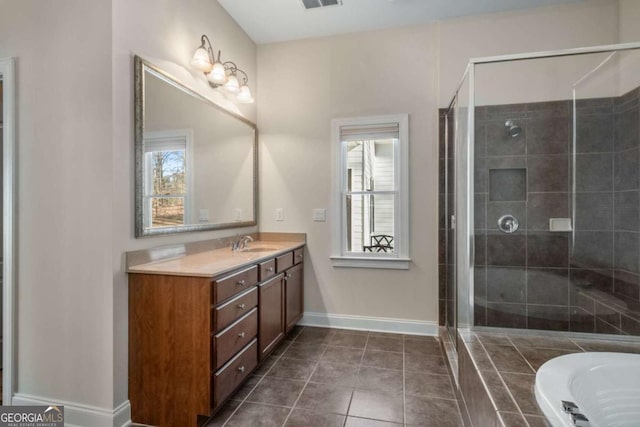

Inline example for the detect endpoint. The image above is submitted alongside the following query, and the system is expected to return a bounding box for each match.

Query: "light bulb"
[237,85,254,103]
[224,75,240,94]
[190,47,212,73]
[209,62,227,85]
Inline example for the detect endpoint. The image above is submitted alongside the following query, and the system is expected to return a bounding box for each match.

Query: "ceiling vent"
[301,0,342,10]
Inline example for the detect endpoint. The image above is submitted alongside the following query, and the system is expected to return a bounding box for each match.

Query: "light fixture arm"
[222,61,249,85]
[199,34,216,65]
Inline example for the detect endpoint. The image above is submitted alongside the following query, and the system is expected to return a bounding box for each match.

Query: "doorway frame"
[1,57,16,405]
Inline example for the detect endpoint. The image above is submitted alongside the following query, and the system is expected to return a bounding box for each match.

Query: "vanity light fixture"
[190,34,254,104]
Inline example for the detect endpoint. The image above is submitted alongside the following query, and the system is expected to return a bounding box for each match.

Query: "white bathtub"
[535,352,640,426]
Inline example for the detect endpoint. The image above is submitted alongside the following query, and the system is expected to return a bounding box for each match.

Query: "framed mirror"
[134,56,257,237]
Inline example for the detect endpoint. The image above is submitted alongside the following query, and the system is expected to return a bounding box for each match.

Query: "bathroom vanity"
[127,235,304,426]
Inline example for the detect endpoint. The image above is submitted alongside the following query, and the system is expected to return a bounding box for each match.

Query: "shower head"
[505,120,522,138]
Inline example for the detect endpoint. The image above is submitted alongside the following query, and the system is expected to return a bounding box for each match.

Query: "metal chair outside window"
[363,234,394,253]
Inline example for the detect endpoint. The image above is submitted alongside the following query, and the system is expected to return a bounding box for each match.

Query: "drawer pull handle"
[296,254,303,258]
[286,273,292,279]
[267,267,274,272]
[238,303,246,310]
[237,279,245,286]
[238,365,245,373]
[238,332,245,338]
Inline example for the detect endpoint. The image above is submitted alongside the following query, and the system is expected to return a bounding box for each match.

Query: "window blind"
[340,123,399,141]
[144,136,186,152]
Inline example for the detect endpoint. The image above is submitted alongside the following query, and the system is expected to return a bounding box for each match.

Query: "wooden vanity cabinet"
[129,245,304,427]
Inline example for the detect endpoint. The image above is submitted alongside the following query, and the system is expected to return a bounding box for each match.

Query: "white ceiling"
[217,0,584,44]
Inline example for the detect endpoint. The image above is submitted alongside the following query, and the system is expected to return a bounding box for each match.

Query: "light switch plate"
[312,208,326,222]
[199,209,210,222]
[275,208,284,221]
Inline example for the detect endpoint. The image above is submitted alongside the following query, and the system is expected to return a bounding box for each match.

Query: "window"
[143,130,193,228]
[331,115,410,269]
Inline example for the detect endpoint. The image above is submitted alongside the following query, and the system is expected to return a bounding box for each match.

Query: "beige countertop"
[127,240,304,278]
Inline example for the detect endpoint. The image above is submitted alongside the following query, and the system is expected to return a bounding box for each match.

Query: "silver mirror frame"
[134,55,258,237]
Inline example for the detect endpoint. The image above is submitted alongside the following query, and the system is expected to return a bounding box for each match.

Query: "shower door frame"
[457,41,640,336]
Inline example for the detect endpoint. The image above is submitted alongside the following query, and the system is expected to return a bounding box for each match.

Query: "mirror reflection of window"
[143,130,193,228]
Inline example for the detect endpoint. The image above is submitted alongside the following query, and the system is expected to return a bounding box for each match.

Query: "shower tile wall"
[438,86,640,336]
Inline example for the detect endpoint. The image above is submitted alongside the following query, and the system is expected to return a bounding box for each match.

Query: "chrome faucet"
[231,235,253,252]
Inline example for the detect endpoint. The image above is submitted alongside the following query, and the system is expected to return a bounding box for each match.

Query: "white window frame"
[330,114,411,269]
[143,129,194,228]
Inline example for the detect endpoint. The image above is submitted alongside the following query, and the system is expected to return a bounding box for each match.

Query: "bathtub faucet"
[562,401,590,427]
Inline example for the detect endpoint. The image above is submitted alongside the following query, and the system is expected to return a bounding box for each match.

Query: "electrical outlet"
[275,208,284,221]
[199,209,210,222]
[312,208,326,222]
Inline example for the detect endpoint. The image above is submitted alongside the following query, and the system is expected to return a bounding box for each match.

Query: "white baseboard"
[299,312,438,336]
[12,393,132,427]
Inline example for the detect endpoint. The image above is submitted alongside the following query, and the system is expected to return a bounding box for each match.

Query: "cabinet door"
[258,274,285,359]
[285,263,303,333]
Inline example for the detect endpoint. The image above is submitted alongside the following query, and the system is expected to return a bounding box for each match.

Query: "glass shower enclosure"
[441,42,640,355]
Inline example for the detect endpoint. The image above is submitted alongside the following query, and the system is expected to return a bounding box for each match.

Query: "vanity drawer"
[213,265,259,304]
[213,308,258,370]
[293,248,304,265]
[259,259,276,281]
[276,252,294,273]
[214,287,258,332]
[213,339,257,409]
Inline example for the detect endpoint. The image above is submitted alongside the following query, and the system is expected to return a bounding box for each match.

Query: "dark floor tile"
[526,414,553,427]
[517,347,580,371]
[344,417,402,427]
[361,349,403,370]
[254,356,277,376]
[309,361,359,386]
[405,371,454,400]
[500,372,542,416]
[481,370,518,412]
[572,339,640,353]
[245,376,306,407]
[295,382,353,415]
[355,366,403,394]
[498,411,529,427]
[366,336,403,353]
[224,402,291,427]
[270,340,291,356]
[230,375,261,401]
[483,344,534,374]
[464,342,495,371]
[508,335,580,350]
[282,342,327,361]
[205,399,240,427]
[475,332,512,346]
[328,332,368,348]
[404,339,442,355]
[349,389,404,424]
[285,409,346,427]
[405,395,461,426]
[321,346,364,365]
[295,327,334,344]
[267,357,317,381]
[404,352,449,374]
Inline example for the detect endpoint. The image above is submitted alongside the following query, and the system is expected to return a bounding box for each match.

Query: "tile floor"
[207,326,464,427]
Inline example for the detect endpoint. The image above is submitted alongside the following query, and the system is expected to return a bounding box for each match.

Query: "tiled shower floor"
[458,329,640,426]
[207,326,464,427]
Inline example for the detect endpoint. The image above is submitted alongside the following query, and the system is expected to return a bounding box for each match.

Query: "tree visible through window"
[143,130,192,228]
